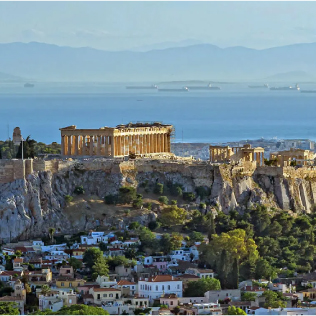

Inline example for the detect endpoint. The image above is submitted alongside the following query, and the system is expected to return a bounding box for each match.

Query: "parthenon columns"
[60,123,173,158]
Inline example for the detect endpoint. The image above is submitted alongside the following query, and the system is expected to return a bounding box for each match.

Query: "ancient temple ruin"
[60,122,173,157]
[209,144,265,166]
[270,148,316,167]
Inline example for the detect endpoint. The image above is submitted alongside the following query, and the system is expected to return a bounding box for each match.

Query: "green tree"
[132,195,143,209]
[74,186,85,195]
[41,284,51,295]
[83,247,104,270]
[48,227,55,243]
[255,258,276,280]
[154,183,164,195]
[159,205,187,227]
[118,186,137,204]
[263,290,286,308]
[189,231,204,243]
[16,136,36,159]
[99,242,108,252]
[241,292,257,302]
[208,214,216,240]
[227,306,247,315]
[0,302,19,315]
[129,222,140,230]
[69,257,83,272]
[184,278,221,297]
[92,257,109,280]
[159,196,169,205]
[33,304,109,315]
[64,195,73,203]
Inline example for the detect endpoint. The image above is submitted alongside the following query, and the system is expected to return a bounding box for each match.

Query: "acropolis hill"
[1,123,316,242]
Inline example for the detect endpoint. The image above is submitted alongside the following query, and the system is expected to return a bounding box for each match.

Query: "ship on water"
[248,84,269,88]
[270,84,300,91]
[158,87,189,92]
[24,83,34,88]
[185,83,221,90]
[126,84,157,89]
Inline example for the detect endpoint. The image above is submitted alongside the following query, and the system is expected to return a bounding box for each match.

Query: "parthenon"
[209,144,265,166]
[60,122,173,157]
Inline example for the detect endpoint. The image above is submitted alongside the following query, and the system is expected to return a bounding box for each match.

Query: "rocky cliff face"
[1,159,316,242]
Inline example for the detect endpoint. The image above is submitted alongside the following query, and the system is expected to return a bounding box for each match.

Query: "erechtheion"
[60,122,173,157]
[270,148,316,167]
[209,144,265,166]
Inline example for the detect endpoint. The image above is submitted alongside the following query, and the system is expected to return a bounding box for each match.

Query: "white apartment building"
[138,275,183,303]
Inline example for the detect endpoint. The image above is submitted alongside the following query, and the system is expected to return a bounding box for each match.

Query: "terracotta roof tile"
[117,280,136,286]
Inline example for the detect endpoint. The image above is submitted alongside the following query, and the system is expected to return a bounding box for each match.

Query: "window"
[109,294,113,297]
[168,285,170,290]
[61,283,64,286]
[162,286,164,290]
[69,283,72,287]
[69,299,72,304]
[177,285,180,289]
[171,301,173,305]
[156,286,158,291]
[97,294,100,299]
[103,294,106,297]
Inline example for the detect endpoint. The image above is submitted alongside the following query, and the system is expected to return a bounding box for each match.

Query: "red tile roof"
[141,275,180,282]
[117,280,136,286]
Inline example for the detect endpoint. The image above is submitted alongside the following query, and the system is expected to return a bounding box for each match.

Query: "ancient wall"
[0,160,25,184]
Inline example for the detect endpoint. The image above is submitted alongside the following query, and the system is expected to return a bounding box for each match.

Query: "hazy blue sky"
[1,2,316,51]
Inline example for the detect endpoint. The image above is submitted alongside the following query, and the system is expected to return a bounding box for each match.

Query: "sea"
[1,82,316,145]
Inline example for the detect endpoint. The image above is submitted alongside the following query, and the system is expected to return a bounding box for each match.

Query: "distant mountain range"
[1,41,316,82]
[0,71,24,82]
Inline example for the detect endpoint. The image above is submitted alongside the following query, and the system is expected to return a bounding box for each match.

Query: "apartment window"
[61,283,64,286]
[156,286,158,291]
[171,301,173,306]
[109,294,113,297]
[168,285,170,290]
[177,285,180,289]
[162,286,164,290]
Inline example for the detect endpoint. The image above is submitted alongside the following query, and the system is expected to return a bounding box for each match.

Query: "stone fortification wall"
[0,160,25,184]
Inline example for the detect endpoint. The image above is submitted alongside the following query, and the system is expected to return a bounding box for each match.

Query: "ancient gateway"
[209,144,265,166]
[60,123,173,157]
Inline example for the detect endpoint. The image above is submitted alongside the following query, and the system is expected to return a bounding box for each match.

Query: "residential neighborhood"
[1,227,316,315]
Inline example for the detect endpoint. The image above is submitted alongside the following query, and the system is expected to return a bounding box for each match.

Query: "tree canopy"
[184,278,221,297]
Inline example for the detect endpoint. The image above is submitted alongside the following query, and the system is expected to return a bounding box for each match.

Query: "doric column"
[147,134,151,153]
[89,136,94,156]
[154,134,158,153]
[75,135,79,156]
[61,135,65,156]
[111,136,115,157]
[161,133,164,152]
[118,136,122,156]
[96,136,101,156]
[164,134,168,153]
[81,135,86,156]
[140,135,144,154]
[68,135,72,156]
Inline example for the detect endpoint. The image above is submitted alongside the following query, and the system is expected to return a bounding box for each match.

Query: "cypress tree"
[208,213,216,241]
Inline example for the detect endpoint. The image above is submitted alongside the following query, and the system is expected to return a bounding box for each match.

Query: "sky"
[1,2,316,51]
